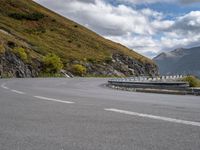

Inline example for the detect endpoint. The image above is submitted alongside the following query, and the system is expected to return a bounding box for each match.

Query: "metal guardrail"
[107,75,200,95]
[108,75,190,90]
[108,75,185,83]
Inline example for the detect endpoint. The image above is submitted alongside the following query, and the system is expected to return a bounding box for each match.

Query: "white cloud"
[105,34,160,57]
[141,8,163,20]
[34,0,200,58]
[52,0,154,36]
[151,20,174,31]
[170,11,200,35]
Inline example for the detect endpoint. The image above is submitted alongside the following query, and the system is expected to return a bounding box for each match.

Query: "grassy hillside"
[0,0,157,77]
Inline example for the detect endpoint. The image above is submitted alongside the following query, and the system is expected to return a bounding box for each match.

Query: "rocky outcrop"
[85,53,158,77]
[0,50,40,78]
[0,50,158,78]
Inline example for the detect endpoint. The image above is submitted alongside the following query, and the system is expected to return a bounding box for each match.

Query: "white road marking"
[11,90,25,95]
[105,108,200,127]
[2,86,9,89]
[1,83,9,89]
[34,96,74,104]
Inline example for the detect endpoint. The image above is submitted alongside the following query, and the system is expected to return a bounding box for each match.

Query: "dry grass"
[0,0,155,66]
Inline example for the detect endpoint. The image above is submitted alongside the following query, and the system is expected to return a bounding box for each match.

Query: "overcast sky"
[34,0,200,58]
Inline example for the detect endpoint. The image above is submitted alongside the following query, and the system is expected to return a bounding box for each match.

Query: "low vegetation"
[182,76,200,87]
[0,72,13,78]
[42,53,63,73]
[71,64,86,76]
[13,47,28,61]
[9,12,45,21]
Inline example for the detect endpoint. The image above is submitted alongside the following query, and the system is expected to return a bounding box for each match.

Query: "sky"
[34,0,200,58]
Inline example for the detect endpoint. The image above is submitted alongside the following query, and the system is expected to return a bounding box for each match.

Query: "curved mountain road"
[0,78,200,150]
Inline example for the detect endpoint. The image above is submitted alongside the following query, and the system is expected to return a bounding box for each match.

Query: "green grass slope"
[0,0,157,77]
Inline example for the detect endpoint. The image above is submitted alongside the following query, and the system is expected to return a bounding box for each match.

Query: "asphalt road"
[0,78,200,150]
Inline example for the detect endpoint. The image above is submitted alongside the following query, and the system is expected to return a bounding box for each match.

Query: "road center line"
[11,90,25,95]
[105,108,200,127]
[34,96,74,104]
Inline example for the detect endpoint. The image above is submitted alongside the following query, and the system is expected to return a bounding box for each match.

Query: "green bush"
[1,72,13,78]
[14,47,28,61]
[182,76,200,87]
[43,53,63,73]
[71,64,86,76]
[9,12,45,21]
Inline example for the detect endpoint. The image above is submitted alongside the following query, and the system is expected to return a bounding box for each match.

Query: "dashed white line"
[11,90,25,95]
[2,86,9,89]
[1,83,25,94]
[1,83,9,89]
[34,96,74,104]
[105,108,200,127]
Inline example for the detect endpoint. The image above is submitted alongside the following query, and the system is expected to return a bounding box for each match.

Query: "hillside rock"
[0,50,40,78]
[0,49,158,78]
[84,53,158,77]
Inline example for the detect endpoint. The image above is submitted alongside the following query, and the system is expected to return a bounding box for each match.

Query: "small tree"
[71,64,86,76]
[43,53,63,73]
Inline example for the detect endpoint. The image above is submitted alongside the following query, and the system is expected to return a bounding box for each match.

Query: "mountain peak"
[153,46,200,77]
[171,48,186,56]
[153,52,167,60]
[154,51,176,60]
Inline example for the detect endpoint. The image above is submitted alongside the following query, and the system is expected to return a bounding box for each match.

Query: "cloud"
[170,11,200,35]
[35,0,155,36]
[73,1,154,36]
[34,0,200,57]
[105,34,161,57]
[159,11,200,50]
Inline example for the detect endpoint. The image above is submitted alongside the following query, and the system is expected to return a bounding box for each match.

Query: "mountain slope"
[154,47,200,77]
[0,0,158,77]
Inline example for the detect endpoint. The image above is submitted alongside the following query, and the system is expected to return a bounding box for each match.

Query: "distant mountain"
[0,0,158,77]
[153,47,200,77]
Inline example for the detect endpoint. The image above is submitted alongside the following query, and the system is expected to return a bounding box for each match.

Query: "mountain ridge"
[153,46,200,77]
